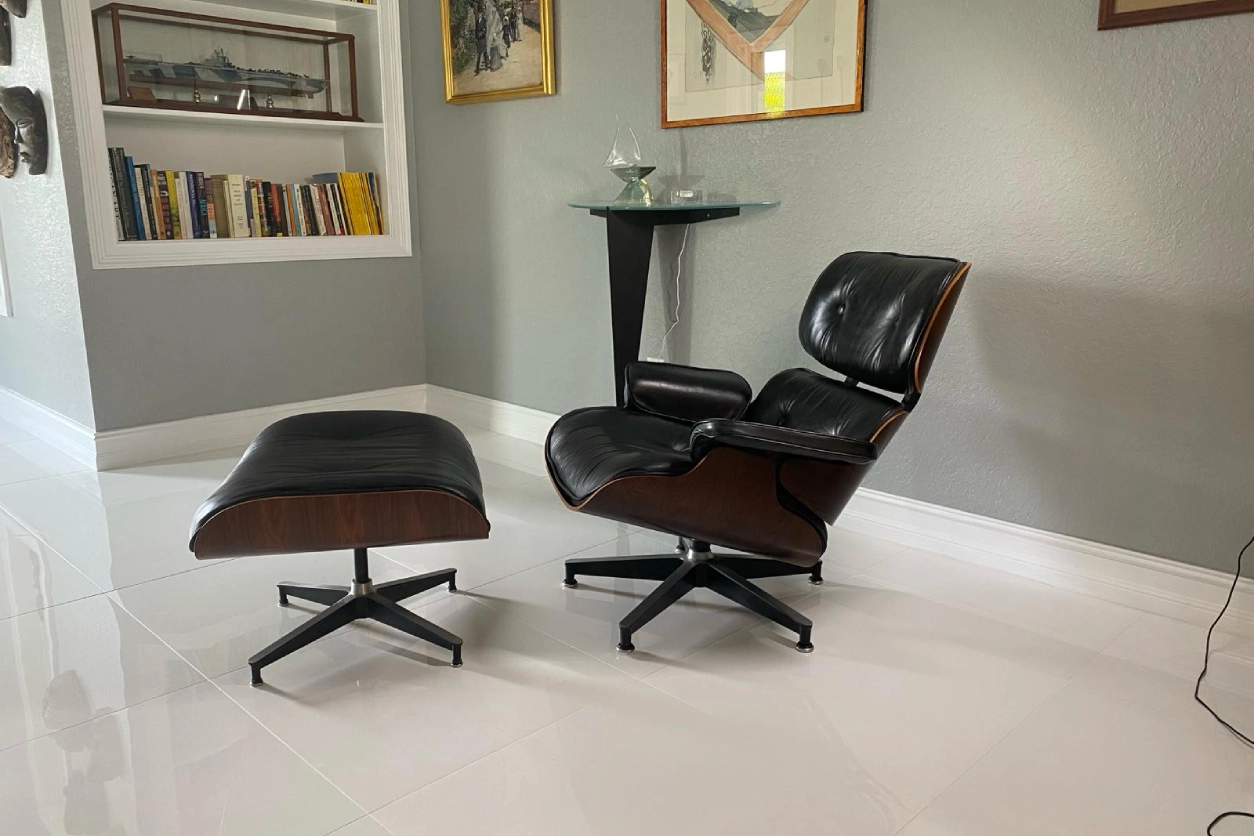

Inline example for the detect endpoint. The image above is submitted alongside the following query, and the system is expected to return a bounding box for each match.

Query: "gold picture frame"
[1099,0,1254,28]
[441,0,556,104]
[662,0,866,129]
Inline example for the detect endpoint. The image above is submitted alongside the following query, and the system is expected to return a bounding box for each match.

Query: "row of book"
[107,147,385,242]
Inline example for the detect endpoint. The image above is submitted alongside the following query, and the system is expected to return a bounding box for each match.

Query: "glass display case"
[93,4,361,122]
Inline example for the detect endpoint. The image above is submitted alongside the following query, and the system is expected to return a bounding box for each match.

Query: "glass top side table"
[570,197,780,405]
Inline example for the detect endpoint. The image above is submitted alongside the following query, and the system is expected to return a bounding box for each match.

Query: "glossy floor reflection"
[0,414,1250,835]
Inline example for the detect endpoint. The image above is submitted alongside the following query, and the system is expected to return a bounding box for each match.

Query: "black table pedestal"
[591,207,742,405]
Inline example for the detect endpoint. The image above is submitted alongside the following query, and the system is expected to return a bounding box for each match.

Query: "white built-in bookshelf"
[62,0,410,269]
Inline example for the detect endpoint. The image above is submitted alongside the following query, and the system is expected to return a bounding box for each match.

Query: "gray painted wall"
[410,0,681,410]
[42,1,427,432]
[412,0,1254,572]
[0,1,95,428]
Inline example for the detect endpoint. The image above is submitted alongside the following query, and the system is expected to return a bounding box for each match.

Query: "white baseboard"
[4,382,1245,627]
[93,385,429,470]
[0,386,96,469]
[424,385,557,445]
[840,488,1253,628]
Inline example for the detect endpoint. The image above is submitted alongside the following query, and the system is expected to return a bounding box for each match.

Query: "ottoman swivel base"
[251,547,462,686]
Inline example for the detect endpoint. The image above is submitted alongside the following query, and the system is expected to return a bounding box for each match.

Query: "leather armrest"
[690,419,878,465]
[624,361,752,423]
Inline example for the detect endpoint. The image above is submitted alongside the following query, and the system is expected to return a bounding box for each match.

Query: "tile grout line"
[0,675,209,757]
[95,562,377,829]
[887,602,1151,833]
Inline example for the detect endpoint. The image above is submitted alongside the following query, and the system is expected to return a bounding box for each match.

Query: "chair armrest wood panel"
[192,489,490,559]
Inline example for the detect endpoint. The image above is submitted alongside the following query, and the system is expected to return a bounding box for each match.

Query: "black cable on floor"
[1197,531,1254,834]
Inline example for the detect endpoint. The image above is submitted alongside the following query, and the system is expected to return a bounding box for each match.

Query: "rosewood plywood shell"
[192,489,490,559]
[575,447,827,566]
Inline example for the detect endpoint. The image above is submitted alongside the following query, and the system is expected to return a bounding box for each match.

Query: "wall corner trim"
[0,386,96,469]
[424,386,557,445]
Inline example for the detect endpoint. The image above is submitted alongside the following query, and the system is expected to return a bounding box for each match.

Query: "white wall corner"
[0,385,96,469]
[424,386,557,445]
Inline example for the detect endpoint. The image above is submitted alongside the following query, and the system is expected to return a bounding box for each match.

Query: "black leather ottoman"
[189,411,490,686]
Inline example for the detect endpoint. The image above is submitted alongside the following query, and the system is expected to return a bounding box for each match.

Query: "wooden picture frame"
[441,0,555,104]
[1099,0,1254,29]
[661,0,866,129]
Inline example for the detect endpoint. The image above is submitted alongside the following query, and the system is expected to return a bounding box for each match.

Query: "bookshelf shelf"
[103,105,385,132]
[62,0,409,270]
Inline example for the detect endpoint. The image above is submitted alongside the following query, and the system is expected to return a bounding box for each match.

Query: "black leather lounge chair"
[545,251,970,653]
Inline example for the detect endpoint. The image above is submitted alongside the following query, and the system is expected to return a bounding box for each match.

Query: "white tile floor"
[0,416,1252,835]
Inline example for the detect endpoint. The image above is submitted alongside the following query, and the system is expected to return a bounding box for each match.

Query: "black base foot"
[565,551,817,654]
[249,555,462,685]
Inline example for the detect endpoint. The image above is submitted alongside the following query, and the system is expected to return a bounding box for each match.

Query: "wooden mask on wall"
[0,87,47,176]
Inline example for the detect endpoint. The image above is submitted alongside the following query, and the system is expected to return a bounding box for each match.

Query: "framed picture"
[1099,0,1254,29]
[662,0,866,129]
[440,0,556,104]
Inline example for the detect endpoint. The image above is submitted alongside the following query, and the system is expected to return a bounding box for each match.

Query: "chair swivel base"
[563,543,821,654]
[249,548,462,686]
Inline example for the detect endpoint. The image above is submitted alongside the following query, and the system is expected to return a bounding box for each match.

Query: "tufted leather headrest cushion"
[799,252,968,394]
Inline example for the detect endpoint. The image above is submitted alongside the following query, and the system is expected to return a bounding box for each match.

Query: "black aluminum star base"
[249,548,461,686]
[563,542,821,654]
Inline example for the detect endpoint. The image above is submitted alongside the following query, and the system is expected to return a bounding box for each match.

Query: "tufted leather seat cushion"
[546,407,695,506]
[189,411,486,551]
[744,369,903,441]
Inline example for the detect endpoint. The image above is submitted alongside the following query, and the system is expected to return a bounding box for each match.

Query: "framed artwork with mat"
[662,0,866,128]
[1099,0,1254,28]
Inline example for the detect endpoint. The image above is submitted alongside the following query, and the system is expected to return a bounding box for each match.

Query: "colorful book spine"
[105,160,384,243]
[270,182,285,237]
[209,176,230,239]
[139,166,162,241]
[206,191,218,239]
[227,174,249,238]
[250,179,265,237]
[195,172,211,239]
[156,172,173,239]
[184,172,201,239]
[366,172,383,233]
[312,185,330,235]
[332,184,349,234]
[110,149,137,241]
[124,156,146,241]
[180,173,191,239]
[135,165,154,241]
[164,172,181,240]
[107,154,124,241]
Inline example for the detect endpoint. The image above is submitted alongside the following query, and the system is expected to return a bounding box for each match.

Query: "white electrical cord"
[658,223,691,361]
